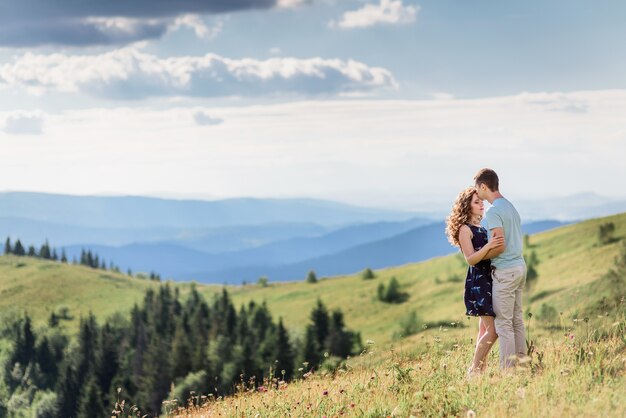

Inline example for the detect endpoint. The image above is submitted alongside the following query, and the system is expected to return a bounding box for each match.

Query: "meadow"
[1,212,625,416]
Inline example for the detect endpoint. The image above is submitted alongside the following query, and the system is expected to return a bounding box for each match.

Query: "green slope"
[0,212,624,345]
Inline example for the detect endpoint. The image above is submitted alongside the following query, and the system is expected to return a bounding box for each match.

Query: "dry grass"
[160,309,626,418]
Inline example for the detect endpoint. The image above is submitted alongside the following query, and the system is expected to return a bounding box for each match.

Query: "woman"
[445,187,504,376]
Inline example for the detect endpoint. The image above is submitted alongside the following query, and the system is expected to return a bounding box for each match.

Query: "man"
[474,168,526,370]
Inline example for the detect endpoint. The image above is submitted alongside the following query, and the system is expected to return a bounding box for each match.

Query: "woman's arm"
[459,226,504,266]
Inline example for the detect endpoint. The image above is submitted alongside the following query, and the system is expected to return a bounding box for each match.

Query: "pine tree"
[4,237,12,255]
[13,239,26,256]
[525,263,539,291]
[274,318,295,380]
[325,310,353,358]
[39,240,51,259]
[77,375,104,418]
[377,283,385,301]
[171,322,193,380]
[56,362,80,417]
[27,245,37,257]
[310,299,329,354]
[385,277,402,303]
[301,325,321,370]
[35,335,58,389]
[61,249,68,263]
[12,314,36,368]
[306,270,318,284]
[94,323,119,404]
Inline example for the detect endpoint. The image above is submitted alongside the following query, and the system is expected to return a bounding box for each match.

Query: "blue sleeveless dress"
[464,224,495,317]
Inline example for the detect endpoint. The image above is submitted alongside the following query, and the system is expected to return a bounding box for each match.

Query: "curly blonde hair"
[445,187,480,247]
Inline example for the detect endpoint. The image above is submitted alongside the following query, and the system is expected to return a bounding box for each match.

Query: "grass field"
[163,312,626,417]
[1,212,625,345]
[1,213,625,416]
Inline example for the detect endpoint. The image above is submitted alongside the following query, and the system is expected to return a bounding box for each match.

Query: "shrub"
[598,222,616,245]
[536,303,558,324]
[362,268,376,280]
[257,276,269,287]
[377,277,409,304]
[393,310,423,339]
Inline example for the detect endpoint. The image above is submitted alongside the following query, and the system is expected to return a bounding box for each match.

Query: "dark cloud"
[0,0,277,47]
[0,20,170,48]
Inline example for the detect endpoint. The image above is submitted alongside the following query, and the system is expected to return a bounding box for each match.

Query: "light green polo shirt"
[485,197,525,269]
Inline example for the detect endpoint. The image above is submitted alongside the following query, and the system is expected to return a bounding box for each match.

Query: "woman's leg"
[477,317,488,342]
[470,316,498,372]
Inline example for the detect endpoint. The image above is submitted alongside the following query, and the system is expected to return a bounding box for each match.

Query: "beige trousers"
[492,264,527,369]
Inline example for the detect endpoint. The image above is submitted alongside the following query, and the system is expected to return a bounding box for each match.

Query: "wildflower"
[323,390,329,396]
[257,386,267,392]
[350,403,355,408]
[570,334,575,340]
[467,410,476,418]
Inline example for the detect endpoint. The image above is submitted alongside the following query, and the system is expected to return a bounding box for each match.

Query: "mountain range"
[2,191,619,283]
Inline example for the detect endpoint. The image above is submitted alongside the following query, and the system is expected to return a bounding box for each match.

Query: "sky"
[1,0,625,212]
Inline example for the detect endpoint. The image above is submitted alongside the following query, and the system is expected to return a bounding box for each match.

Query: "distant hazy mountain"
[186,220,568,284]
[187,217,432,265]
[0,217,330,252]
[62,217,432,278]
[0,192,423,229]
[514,193,626,221]
[72,219,564,284]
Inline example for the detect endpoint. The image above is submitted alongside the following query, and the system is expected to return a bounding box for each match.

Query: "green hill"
[1,212,624,348]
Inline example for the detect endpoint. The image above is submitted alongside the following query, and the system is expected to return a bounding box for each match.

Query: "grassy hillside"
[164,212,626,418]
[1,212,625,417]
[0,256,159,332]
[202,211,626,347]
[1,212,625,346]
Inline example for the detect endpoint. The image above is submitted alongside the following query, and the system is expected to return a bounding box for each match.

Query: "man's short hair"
[474,168,499,192]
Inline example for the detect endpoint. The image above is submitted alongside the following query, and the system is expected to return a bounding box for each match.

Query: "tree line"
[0,285,361,417]
[3,236,161,281]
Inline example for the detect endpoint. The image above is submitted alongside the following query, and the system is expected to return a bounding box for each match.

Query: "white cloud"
[0,48,398,100]
[1,90,624,209]
[331,0,419,29]
[193,111,224,126]
[171,15,224,40]
[431,92,454,101]
[269,47,282,55]
[2,111,44,135]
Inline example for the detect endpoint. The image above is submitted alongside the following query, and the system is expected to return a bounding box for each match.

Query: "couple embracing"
[445,168,527,376]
